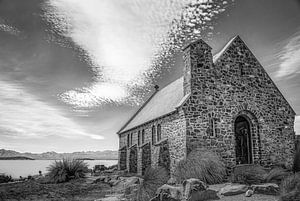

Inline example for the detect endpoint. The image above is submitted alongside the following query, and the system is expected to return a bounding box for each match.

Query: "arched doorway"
[235,116,252,164]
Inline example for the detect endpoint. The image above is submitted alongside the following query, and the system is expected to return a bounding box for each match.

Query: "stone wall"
[119,146,127,170]
[141,142,151,175]
[118,111,186,176]
[182,36,295,169]
[158,139,171,173]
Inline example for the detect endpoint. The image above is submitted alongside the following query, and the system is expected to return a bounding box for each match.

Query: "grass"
[280,173,300,201]
[293,146,300,173]
[231,164,267,185]
[0,179,110,201]
[135,167,169,201]
[47,158,89,183]
[174,149,226,184]
[264,167,290,185]
[0,174,13,184]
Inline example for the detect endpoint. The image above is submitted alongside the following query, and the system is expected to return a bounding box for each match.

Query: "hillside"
[0,149,118,160]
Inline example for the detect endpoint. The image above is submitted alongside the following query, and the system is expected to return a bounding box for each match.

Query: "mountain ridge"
[0,149,118,160]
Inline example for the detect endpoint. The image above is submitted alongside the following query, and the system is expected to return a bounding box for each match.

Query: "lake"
[0,160,118,178]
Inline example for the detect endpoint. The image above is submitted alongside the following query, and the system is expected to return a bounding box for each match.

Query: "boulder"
[183,178,208,199]
[219,184,248,196]
[155,184,183,201]
[251,183,280,195]
[245,189,254,197]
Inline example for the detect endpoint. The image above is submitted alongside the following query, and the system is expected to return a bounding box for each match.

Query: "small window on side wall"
[138,131,141,146]
[209,118,217,137]
[127,134,130,147]
[152,125,156,145]
[157,124,161,142]
[130,133,133,146]
[142,129,145,144]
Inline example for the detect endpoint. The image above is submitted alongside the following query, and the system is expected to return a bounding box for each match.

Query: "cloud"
[296,115,300,135]
[0,18,21,36]
[43,0,230,108]
[276,30,300,78]
[0,79,103,140]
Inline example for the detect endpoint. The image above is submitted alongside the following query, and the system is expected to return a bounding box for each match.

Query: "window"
[152,125,156,144]
[142,129,145,144]
[240,64,245,76]
[209,118,216,137]
[157,124,161,142]
[127,134,130,146]
[138,131,141,146]
[130,133,133,146]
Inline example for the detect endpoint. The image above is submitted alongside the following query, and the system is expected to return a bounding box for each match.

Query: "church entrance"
[234,116,252,164]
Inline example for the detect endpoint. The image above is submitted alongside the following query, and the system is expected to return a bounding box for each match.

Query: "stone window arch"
[157,124,162,142]
[152,125,156,145]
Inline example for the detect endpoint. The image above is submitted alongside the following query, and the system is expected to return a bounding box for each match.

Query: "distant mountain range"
[0,149,118,160]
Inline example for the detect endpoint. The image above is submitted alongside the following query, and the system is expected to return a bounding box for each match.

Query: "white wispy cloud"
[296,115,300,135]
[0,79,103,140]
[43,0,230,108]
[276,30,300,78]
[0,18,21,36]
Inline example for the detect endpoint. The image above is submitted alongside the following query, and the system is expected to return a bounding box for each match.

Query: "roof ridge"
[213,35,239,63]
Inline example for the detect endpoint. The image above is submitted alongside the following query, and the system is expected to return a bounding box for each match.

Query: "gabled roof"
[118,77,185,134]
[118,35,296,135]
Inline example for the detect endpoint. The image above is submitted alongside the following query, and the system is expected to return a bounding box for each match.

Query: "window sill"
[154,138,167,146]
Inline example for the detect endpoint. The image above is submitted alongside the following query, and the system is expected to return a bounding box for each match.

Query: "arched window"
[130,133,133,146]
[142,129,145,144]
[157,124,161,142]
[127,134,130,146]
[152,125,156,145]
[138,131,141,146]
[209,118,216,137]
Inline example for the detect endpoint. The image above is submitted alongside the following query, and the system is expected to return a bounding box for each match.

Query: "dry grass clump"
[0,174,13,184]
[47,158,88,183]
[135,167,169,201]
[280,173,300,201]
[264,167,290,185]
[231,164,267,185]
[174,149,226,184]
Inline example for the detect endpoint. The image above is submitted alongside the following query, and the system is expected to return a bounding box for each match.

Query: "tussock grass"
[174,149,226,184]
[135,167,169,201]
[47,158,88,183]
[280,173,300,201]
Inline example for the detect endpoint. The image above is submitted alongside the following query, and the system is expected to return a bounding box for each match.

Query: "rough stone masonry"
[117,35,296,176]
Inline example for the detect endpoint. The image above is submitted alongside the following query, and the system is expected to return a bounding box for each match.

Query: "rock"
[189,189,220,201]
[219,184,248,196]
[123,176,142,187]
[251,183,280,195]
[124,184,139,195]
[156,184,183,201]
[245,189,254,197]
[167,177,177,185]
[183,178,208,199]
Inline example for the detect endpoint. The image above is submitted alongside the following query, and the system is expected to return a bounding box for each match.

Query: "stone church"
[117,35,296,176]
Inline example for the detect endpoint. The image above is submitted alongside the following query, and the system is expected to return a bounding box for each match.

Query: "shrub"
[135,167,169,201]
[231,164,267,185]
[280,173,300,201]
[47,158,88,183]
[0,174,13,183]
[264,167,290,185]
[174,149,226,184]
[293,146,300,173]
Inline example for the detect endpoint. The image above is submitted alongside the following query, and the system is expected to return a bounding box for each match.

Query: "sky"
[0,0,299,153]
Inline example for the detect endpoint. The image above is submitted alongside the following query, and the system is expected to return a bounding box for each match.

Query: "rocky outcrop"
[219,184,248,196]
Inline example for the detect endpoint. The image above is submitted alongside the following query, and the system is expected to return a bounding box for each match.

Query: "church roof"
[118,77,185,134]
[118,37,238,134]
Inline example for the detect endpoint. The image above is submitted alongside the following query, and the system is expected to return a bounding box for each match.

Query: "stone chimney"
[182,39,213,96]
